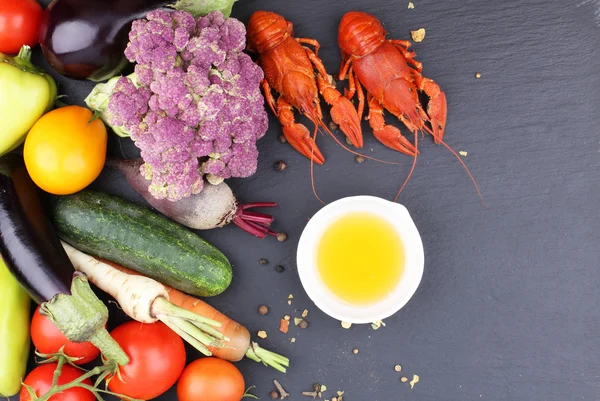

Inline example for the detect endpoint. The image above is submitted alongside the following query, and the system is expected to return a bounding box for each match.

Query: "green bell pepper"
[0,257,31,397]
[0,45,57,156]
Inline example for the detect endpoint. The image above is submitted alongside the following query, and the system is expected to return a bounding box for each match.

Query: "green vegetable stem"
[0,45,57,156]
[0,257,31,397]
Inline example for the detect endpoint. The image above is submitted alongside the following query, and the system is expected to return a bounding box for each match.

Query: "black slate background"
[15,0,600,400]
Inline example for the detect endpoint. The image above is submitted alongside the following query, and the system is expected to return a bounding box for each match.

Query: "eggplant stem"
[40,275,129,366]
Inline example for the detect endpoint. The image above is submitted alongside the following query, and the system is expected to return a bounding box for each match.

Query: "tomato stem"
[30,358,144,401]
[50,357,65,388]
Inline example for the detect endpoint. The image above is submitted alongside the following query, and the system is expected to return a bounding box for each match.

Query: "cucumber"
[51,190,232,297]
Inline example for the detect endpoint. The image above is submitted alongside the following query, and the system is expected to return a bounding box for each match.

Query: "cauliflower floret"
[91,10,268,201]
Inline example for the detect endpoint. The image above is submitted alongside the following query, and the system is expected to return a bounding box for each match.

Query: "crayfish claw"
[316,74,364,148]
[414,75,447,144]
[330,96,364,148]
[372,125,418,157]
[282,123,326,165]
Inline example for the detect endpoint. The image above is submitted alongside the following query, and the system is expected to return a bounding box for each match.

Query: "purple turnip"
[107,159,279,238]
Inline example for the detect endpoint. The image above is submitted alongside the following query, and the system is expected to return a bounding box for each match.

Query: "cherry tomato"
[0,0,43,54]
[24,105,107,195]
[31,306,100,365]
[20,363,94,401]
[177,357,245,401]
[108,321,186,400]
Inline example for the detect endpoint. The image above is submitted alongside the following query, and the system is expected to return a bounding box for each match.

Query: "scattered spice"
[352,348,359,354]
[301,383,322,399]
[355,155,365,164]
[275,160,287,171]
[273,380,289,399]
[410,27,426,42]
[475,72,482,79]
[290,337,296,343]
[258,305,269,315]
[270,390,279,399]
[302,309,309,318]
[279,135,287,143]
[288,300,292,305]
[408,1,415,8]
[341,321,352,329]
[371,320,386,330]
[345,136,353,145]
[277,232,288,242]
[279,319,290,334]
[294,317,303,326]
[299,319,309,329]
[394,364,402,372]
[401,376,408,383]
[284,315,291,321]
[257,330,268,339]
[259,258,269,265]
[410,375,420,389]
[459,151,468,157]
[275,265,285,273]
[329,120,339,132]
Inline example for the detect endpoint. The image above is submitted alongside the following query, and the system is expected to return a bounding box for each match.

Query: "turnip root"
[106,158,279,238]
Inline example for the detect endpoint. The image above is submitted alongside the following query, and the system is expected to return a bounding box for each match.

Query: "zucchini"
[51,190,232,297]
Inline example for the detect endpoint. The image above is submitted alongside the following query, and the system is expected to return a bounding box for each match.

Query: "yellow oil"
[316,212,405,305]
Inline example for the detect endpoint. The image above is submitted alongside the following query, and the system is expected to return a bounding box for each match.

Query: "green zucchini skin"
[51,190,232,297]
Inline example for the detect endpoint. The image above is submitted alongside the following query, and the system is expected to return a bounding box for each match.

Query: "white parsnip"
[61,241,225,356]
[62,241,165,323]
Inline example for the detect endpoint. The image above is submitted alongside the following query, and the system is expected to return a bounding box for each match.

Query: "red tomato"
[20,363,95,401]
[31,306,100,364]
[108,321,186,400]
[177,358,245,401]
[0,0,43,54]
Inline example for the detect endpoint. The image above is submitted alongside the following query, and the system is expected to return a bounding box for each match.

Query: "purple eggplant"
[39,0,238,81]
[0,155,129,365]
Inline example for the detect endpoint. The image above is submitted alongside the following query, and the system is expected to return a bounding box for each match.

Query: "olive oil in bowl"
[316,212,405,306]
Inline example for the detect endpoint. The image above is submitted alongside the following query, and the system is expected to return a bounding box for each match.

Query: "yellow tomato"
[24,106,107,195]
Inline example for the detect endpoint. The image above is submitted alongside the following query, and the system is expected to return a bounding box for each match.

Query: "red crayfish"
[338,11,484,202]
[247,11,364,165]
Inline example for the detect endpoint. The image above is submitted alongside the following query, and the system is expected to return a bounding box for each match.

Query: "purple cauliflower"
[85,10,268,201]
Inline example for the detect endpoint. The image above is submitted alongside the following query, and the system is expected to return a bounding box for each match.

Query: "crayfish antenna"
[439,140,488,207]
[394,133,419,202]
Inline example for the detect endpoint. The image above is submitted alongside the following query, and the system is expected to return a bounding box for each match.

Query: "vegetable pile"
[86,10,268,201]
[0,0,292,399]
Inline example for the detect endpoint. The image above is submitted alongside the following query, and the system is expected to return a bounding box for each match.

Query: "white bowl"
[297,196,424,324]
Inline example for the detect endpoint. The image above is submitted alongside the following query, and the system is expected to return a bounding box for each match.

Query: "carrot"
[164,287,250,362]
[102,259,290,373]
